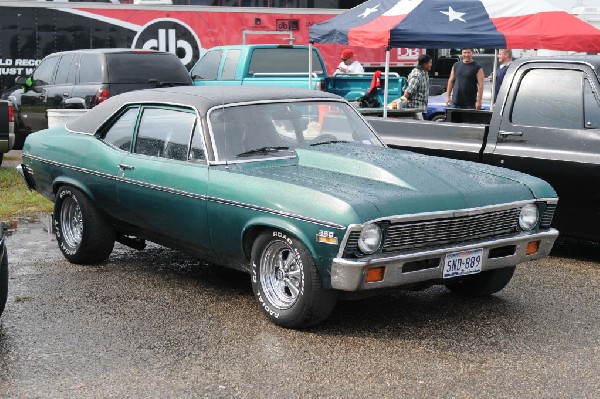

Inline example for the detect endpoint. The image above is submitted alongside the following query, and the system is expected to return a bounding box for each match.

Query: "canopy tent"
[309,0,600,116]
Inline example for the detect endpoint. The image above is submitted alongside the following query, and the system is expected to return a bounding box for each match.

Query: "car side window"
[54,54,75,85]
[135,107,197,161]
[189,122,206,162]
[584,79,600,129]
[190,50,222,80]
[511,69,583,129]
[103,107,139,151]
[32,56,59,86]
[66,54,79,85]
[221,50,241,80]
[79,54,103,84]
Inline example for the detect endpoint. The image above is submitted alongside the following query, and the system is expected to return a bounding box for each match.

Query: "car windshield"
[209,100,383,162]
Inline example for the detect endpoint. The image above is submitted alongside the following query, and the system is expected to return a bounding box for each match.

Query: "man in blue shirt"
[491,49,513,104]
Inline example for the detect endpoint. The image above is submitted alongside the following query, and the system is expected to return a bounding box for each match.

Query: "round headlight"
[519,204,539,231]
[357,223,382,254]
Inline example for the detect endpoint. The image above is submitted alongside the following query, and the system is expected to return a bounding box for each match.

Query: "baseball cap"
[341,49,354,60]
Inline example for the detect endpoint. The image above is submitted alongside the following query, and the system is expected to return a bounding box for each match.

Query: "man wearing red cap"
[335,49,364,75]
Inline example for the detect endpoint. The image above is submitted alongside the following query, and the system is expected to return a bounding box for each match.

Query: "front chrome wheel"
[251,229,337,328]
[60,195,83,248]
[259,240,303,310]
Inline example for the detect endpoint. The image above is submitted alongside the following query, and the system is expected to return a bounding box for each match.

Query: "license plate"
[443,248,483,278]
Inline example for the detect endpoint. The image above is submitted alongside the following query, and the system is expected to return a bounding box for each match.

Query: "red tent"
[309,0,600,116]
[310,0,600,52]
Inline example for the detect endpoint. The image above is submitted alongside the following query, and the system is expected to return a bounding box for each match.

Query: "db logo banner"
[396,48,424,63]
[132,18,202,69]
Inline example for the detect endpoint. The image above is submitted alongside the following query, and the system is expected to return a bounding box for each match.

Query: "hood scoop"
[295,147,416,191]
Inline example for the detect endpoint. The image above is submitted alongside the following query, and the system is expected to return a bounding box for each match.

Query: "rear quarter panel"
[22,129,124,216]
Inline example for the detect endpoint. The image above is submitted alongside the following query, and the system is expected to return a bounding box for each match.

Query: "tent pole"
[491,49,498,110]
[308,42,313,90]
[383,47,391,118]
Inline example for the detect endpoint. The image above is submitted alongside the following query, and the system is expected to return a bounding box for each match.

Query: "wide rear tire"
[445,266,516,296]
[54,186,115,264]
[251,229,337,329]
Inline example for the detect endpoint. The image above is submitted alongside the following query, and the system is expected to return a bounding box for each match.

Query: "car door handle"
[118,164,135,171]
[499,130,523,137]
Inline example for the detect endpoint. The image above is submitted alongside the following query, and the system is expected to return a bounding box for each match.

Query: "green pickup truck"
[190,44,405,108]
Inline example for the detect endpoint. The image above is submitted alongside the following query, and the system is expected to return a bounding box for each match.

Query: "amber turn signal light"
[526,241,540,255]
[366,267,385,283]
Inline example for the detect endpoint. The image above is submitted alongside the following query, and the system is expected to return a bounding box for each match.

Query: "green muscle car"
[18,86,558,328]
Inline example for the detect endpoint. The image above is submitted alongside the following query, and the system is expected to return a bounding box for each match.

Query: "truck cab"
[190,45,328,90]
[190,44,407,110]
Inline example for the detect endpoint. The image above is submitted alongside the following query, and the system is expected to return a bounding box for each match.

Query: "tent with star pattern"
[309,0,600,52]
[308,0,600,116]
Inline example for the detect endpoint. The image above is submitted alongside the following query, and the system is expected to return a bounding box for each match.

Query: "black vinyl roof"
[67,86,344,135]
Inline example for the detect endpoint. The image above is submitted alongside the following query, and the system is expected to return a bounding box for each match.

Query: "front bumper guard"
[330,229,558,291]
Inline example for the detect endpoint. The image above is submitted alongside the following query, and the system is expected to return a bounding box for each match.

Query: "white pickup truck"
[0,100,15,166]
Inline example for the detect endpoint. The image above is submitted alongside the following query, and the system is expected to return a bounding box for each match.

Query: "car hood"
[233,144,555,224]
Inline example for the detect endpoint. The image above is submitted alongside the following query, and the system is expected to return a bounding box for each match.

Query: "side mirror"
[15,76,29,86]
[15,76,32,93]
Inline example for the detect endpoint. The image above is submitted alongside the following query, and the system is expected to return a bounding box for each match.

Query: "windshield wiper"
[309,140,350,146]
[236,146,291,158]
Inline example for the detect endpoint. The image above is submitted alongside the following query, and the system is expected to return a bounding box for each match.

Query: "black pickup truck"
[369,56,600,242]
[0,100,15,166]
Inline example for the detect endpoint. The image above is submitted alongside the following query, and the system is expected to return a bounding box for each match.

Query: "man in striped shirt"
[403,54,432,120]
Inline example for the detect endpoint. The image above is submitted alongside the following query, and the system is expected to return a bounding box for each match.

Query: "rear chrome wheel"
[60,194,83,249]
[54,186,115,264]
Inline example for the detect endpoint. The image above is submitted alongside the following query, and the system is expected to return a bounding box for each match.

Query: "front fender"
[242,216,345,288]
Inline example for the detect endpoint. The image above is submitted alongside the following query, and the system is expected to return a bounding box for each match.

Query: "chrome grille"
[540,203,556,228]
[342,231,361,257]
[383,208,520,251]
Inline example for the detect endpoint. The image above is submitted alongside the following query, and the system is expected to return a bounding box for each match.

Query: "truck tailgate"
[366,117,487,162]
[0,100,14,153]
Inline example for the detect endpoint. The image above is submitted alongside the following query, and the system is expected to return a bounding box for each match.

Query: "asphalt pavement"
[0,219,598,398]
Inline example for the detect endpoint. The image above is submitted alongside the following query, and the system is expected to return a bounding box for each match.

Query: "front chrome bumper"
[330,229,558,291]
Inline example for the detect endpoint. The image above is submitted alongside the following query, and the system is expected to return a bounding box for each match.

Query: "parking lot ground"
[0,220,599,398]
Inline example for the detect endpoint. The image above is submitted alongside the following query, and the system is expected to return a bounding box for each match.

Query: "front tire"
[251,229,337,329]
[445,266,516,296]
[54,186,115,264]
